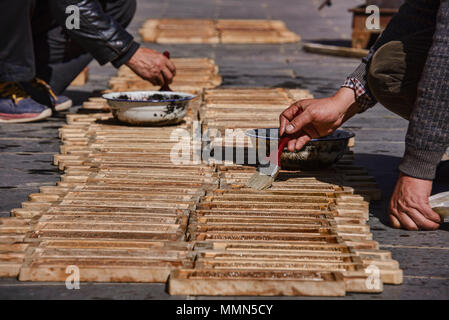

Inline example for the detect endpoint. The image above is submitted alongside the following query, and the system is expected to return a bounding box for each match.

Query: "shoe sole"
[0,108,52,123]
[55,99,73,112]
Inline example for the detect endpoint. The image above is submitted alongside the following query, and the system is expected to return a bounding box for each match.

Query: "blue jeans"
[0,0,136,94]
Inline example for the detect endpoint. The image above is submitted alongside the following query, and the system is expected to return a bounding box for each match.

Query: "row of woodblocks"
[106,58,222,95]
[0,60,222,283]
[168,88,402,296]
[139,19,300,44]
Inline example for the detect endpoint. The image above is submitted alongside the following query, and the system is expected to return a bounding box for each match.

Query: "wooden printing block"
[39,186,70,196]
[37,213,186,226]
[204,96,289,104]
[245,212,368,234]
[28,193,60,203]
[11,207,50,219]
[0,219,32,244]
[157,30,219,44]
[138,19,159,42]
[193,257,381,293]
[25,227,185,243]
[56,199,194,211]
[196,202,328,211]
[215,19,273,30]
[204,87,287,94]
[194,214,335,225]
[194,246,383,293]
[61,192,200,203]
[303,43,369,59]
[169,269,345,296]
[82,100,109,111]
[196,250,354,260]
[210,188,335,197]
[19,245,193,283]
[344,240,379,250]
[195,241,350,252]
[68,185,205,195]
[204,193,331,204]
[158,19,215,27]
[192,230,340,242]
[0,243,29,277]
[219,30,289,44]
[44,205,189,217]
[70,67,89,86]
[38,239,192,251]
[138,28,159,42]
[285,88,314,100]
[190,224,335,235]
[194,209,332,220]
[360,258,403,285]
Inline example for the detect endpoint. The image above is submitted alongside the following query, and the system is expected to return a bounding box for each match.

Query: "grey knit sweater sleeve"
[400,0,449,180]
[349,0,440,100]
[348,0,449,180]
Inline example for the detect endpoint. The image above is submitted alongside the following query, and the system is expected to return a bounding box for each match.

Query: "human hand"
[279,87,360,152]
[126,48,176,86]
[389,173,442,230]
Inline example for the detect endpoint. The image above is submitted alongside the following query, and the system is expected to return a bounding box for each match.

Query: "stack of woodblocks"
[201,88,312,132]
[168,88,402,296]
[1,107,218,282]
[0,83,402,296]
[139,19,300,44]
[107,58,222,94]
[201,88,315,152]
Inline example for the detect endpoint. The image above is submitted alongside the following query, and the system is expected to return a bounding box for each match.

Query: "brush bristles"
[246,172,275,190]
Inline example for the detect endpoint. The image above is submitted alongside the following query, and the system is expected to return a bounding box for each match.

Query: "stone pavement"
[0,0,448,299]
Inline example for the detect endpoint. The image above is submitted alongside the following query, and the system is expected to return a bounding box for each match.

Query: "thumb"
[285,111,312,135]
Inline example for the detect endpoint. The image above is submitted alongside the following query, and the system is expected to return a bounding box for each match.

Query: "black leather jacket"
[47,0,139,67]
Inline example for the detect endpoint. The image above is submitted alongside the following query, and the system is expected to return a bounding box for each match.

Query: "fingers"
[295,135,311,150]
[389,214,401,229]
[280,104,301,136]
[161,67,174,85]
[285,110,313,135]
[287,139,296,152]
[149,73,164,86]
[390,206,419,231]
[390,200,441,231]
[165,59,176,76]
[286,135,311,152]
[403,206,441,230]
[419,203,444,224]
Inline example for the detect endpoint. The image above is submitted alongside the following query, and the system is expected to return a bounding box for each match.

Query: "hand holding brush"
[246,108,303,190]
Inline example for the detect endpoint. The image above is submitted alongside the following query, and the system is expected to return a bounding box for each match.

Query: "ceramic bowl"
[245,128,355,170]
[102,91,196,126]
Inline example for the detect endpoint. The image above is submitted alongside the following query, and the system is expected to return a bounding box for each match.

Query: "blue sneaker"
[21,78,72,111]
[54,95,73,111]
[0,82,52,123]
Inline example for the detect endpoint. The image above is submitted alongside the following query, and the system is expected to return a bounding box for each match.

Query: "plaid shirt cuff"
[341,77,376,112]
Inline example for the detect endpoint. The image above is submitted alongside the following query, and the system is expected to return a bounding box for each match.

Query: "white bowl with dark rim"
[245,128,355,170]
[102,91,196,126]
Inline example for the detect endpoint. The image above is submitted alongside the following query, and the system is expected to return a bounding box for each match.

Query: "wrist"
[125,47,139,67]
[333,87,361,121]
[333,88,356,109]
[113,41,140,68]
